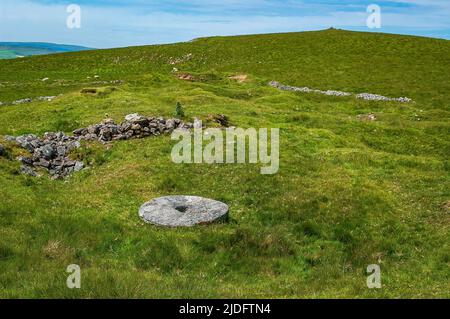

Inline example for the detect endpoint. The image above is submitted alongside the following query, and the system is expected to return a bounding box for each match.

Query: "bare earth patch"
[228,74,248,83]
[177,73,195,81]
[443,200,450,213]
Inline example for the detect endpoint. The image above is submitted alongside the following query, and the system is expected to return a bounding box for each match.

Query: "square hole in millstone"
[175,205,188,213]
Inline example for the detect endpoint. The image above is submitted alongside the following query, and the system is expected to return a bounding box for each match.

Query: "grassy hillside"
[0,29,449,298]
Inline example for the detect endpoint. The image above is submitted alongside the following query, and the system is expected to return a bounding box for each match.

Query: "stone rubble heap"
[13,133,83,179]
[8,113,194,179]
[73,113,193,143]
[269,81,412,102]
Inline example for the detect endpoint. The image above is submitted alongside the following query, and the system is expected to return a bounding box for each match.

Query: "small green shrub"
[174,102,185,118]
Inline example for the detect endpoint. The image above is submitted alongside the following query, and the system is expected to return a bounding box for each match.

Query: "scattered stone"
[73,128,87,136]
[13,132,83,179]
[16,134,40,152]
[193,117,203,129]
[169,53,193,65]
[207,114,230,127]
[165,119,176,130]
[178,73,195,81]
[34,158,50,168]
[18,156,34,165]
[12,113,208,179]
[4,135,16,142]
[356,93,412,103]
[41,144,56,160]
[36,96,56,102]
[269,81,412,102]
[321,90,352,97]
[56,146,66,156]
[269,81,351,97]
[5,95,57,106]
[20,165,37,177]
[125,113,145,122]
[357,113,377,121]
[88,80,124,85]
[74,161,84,172]
[12,98,33,105]
[42,77,49,82]
[139,195,229,227]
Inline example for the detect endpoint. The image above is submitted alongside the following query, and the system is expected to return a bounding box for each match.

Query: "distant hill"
[0,42,93,59]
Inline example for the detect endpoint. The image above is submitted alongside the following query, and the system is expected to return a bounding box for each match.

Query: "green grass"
[0,29,449,298]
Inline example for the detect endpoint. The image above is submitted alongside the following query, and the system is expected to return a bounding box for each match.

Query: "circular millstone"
[139,196,229,227]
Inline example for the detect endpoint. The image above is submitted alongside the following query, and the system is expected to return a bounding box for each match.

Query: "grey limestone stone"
[139,196,229,227]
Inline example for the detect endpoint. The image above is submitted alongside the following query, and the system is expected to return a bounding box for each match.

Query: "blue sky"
[1,0,449,48]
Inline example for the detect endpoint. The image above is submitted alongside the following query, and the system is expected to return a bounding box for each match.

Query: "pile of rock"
[13,132,83,179]
[73,113,193,143]
[269,81,412,102]
[9,113,194,179]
